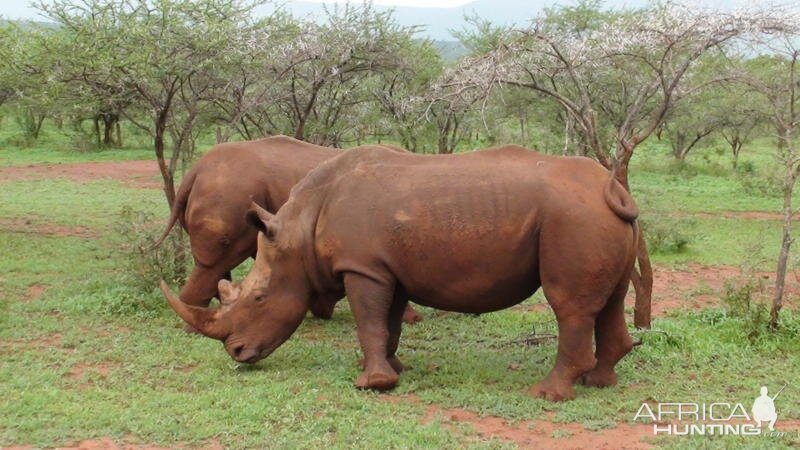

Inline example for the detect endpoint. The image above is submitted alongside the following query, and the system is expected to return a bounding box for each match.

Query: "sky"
[5,0,477,19]
[301,0,474,6]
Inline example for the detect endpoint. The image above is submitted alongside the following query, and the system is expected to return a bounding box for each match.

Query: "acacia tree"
[715,85,765,168]
[435,2,787,328]
[0,21,65,142]
[260,4,420,146]
[370,40,440,152]
[736,31,800,329]
[37,0,268,207]
[662,92,722,162]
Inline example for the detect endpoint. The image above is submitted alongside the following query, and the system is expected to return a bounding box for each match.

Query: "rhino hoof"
[529,380,576,402]
[358,356,405,373]
[355,369,399,391]
[580,368,618,388]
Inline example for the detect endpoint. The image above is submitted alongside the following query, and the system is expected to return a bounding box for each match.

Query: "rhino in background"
[162,145,639,402]
[154,136,423,329]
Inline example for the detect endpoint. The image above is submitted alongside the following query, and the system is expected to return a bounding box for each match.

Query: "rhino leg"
[309,292,340,320]
[529,313,597,402]
[385,294,408,373]
[581,281,634,388]
[357,294,406,374]
[178,265,235,333]
[401,304,423,324]
[179,265,223,308]
[345,273,400,391]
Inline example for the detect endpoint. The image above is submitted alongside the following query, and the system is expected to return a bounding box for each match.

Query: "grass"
[1,120,799,448]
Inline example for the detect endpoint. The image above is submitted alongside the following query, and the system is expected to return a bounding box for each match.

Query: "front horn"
[160,280,230,340]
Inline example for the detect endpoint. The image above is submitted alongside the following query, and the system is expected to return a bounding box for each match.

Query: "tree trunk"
[154,112,176,209]
[672,131,686,160]
[771,171,795,330]
[94,117,101,146]
[116,121,123,147]
[731,139,742,169]
[632,233,653,329]
[294,118,306,141]
[614,143,653,329]
[102,114,117,147]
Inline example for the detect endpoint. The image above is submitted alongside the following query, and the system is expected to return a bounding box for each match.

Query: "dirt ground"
[2,159,795,449]
[649,263,797,316]
[0,160,163,189]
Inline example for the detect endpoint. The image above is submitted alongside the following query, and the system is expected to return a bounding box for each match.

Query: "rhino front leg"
[345,273,400,391]
[179,265,223,307]
[178,265,229,333]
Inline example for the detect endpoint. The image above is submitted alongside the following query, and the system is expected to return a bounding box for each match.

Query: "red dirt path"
[0,160,162,188]
[648,263,798,316]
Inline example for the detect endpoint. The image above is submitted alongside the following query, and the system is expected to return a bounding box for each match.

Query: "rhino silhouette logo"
[752,385,785,431]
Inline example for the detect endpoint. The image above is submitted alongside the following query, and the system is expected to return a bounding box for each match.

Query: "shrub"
[116,205,190,294]
[640,215,696,254]
[720,275,771,343]
[736,164,782,198]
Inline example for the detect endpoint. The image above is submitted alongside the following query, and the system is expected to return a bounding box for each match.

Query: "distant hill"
[430,40,468,62]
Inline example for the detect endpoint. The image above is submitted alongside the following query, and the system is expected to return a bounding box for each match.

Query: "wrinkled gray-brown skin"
[162,145,639,402]
[155,135,422,326]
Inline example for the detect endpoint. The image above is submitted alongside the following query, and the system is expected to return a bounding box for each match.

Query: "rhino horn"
[160,280,229,340]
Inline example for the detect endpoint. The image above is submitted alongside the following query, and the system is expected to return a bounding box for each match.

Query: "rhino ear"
[246,200,279,240]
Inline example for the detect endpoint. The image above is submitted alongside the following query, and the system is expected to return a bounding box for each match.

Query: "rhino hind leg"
[581,281,634,388]
[345,273,401,391]
[529,313,597,401]
[386,293,408,373]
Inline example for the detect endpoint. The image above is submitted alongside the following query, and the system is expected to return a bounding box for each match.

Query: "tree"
[263,4,421,146]
[371,39,441,152]
[435,2,787,328]
[736,38,800,329]
[662,93,721,162]
[37,0,269,208]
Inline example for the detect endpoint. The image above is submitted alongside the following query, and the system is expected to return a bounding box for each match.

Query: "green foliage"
[116,205,189,293]
[640,215,696,254]
[736,163,783,198]
[719,278,771,343]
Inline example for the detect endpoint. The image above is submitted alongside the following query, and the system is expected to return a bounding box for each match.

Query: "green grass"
[0,179,166,229]
[0,118,154,166]
[1,121,800,448]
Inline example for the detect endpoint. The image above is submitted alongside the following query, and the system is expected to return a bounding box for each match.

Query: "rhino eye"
[254,294,266,302]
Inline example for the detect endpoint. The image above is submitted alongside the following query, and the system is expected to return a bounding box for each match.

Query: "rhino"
[161,145,639,401]
[155,135,422,326]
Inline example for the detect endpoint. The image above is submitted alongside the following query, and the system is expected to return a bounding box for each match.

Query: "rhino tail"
[603,165,639,223]
[151,167,198,249]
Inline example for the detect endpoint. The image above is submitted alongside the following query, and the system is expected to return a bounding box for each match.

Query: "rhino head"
[161,201,311,364]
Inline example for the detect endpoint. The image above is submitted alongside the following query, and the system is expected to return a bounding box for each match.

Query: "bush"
[736,164,782,198]
[720,276,771,343]
[116,205,190,294]
[640,215,696,254]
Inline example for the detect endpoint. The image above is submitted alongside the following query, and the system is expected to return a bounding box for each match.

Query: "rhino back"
[305,146,632,313]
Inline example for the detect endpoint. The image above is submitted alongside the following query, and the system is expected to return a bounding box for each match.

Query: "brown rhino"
[161,145,639,401]
[155,135,422,324]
